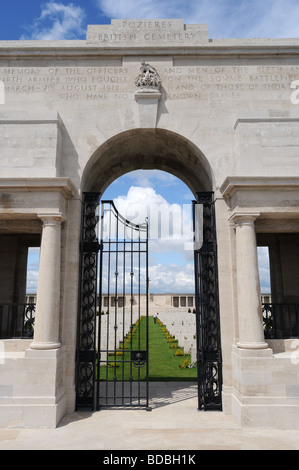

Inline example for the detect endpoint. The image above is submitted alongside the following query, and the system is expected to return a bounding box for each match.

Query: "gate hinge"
[81,241,101,253]
[201,241,216,253]
[201,349,222,363]
[79,350,96,362]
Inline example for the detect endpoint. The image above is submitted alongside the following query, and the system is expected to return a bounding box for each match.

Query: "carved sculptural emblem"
[135,59,161,92]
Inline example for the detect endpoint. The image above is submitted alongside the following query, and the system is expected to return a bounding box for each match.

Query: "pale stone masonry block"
[0,111,63,172]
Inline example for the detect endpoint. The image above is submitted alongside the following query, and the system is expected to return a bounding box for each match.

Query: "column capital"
[37,212,66,225]
[230,212,260,226]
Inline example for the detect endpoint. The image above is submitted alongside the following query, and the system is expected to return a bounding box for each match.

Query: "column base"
[237,341,268,350]
[0,342,66,428]
[30,341,61,350]
[231,344,299,429]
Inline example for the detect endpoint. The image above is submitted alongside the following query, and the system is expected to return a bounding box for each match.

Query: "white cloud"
[231,0,299,39]
[96,0,299,38]
[19,0,299,43]
[124,170,179,189]
[149,263,195,293]
[26,271,39,294]
[258,247,271,293]
[21,2,86,40]
[111,186,193,247]
[97,0,183,22]
[26,248,40,294]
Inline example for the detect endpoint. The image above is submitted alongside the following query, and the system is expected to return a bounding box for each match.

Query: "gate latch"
[131,350,147,368]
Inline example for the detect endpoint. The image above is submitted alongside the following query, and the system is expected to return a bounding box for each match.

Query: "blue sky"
[1,0,299,41]
[4,0,282,293]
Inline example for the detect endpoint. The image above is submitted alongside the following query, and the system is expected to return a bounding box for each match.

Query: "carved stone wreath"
[135,59,161,92]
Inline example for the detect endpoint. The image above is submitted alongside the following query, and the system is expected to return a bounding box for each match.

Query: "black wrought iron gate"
[76,191,222,412]
[193,192,223,411]
[76,194,149,410]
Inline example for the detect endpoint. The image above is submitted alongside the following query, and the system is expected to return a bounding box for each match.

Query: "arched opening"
[81,128,214,195]
[99,171,198,404]
[76,129,222,411]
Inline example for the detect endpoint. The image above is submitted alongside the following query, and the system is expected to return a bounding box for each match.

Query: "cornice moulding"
[220,177,299,198]
[0,177,78,198]
[1,43,299,59]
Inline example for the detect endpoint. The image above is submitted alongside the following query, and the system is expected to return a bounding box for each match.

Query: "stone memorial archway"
[76,128,222,411]
[1,19,299,429]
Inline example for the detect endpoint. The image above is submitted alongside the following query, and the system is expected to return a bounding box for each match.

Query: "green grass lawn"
[99,315,197,382]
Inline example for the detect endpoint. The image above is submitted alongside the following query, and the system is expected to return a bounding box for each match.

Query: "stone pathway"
[1,382,299,450]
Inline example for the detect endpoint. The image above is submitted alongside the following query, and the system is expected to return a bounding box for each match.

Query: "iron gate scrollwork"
[193,192,223,411]
[76,195,149,410]
[76,192,101,409]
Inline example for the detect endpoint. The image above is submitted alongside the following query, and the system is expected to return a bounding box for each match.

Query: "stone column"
[233,213,268,349]
[30,214,64,350]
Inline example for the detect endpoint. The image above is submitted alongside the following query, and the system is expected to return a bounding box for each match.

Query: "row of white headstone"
[97,310,197,362]
[97,312,140,351]
[156,311,197,361]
